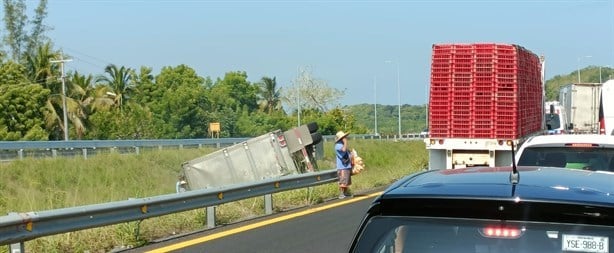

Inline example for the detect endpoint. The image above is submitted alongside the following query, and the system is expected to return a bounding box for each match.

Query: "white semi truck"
[559,83,602,134]
[425,43,544,170]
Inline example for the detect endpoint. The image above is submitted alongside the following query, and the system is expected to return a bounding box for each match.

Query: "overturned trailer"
[180,123,322,190]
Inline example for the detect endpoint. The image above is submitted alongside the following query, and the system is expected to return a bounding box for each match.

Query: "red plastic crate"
[474,86,494,93]
[473,121,492,130]
[451,131,471,138]
[472,113,495,121]
[430,92,451,100]
[453,100,471,106]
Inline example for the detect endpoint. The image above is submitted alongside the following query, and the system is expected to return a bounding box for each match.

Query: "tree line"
[3,1,611,141]
[0,0,362,141]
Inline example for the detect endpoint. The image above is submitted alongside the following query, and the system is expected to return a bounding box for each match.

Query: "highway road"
[127,192,381,253]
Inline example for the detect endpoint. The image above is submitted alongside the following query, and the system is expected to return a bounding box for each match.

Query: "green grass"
[0,139,427,252]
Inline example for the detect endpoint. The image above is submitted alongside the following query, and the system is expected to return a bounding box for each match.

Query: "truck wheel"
[306,122,319,133]
[311,132,323,145]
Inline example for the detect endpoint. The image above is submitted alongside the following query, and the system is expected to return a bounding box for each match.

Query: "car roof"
[522,134,614,147]
[383,166,614,206]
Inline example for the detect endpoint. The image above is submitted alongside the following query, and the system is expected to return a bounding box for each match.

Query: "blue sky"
[39,0,614,106]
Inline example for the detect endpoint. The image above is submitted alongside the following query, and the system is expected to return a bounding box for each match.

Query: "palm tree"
[24,42,68,139]
[25,42,59,88]
[96,64,134,109]
[69,71,116,139]
[258,76,282,114]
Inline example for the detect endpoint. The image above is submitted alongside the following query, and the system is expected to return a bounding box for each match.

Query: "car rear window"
[353,216,613,253]
[517,147,614,172]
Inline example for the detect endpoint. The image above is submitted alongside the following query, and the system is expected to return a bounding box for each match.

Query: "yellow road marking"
[146,192,382,253]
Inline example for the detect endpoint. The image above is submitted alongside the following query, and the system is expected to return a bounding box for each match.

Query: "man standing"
[335,131,352,199]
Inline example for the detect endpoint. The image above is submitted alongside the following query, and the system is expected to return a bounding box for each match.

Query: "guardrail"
[0,134,425,161]
[0,170,339,250]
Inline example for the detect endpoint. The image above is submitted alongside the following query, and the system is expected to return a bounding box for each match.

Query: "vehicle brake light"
[277,134,287,147]
[564,143,598,148]
[480,226,523,239]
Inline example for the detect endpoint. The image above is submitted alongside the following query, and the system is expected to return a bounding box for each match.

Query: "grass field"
[0,139,428,252]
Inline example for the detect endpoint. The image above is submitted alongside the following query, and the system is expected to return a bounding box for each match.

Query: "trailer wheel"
[311,132,323,145]
[306,122,319,133]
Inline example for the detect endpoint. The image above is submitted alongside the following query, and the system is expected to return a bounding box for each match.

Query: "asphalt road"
[128,192,380,253]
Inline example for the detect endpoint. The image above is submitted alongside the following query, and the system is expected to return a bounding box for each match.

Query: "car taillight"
[480,226,523,239]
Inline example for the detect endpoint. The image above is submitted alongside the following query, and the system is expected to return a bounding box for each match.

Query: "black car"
[348,166,614,253]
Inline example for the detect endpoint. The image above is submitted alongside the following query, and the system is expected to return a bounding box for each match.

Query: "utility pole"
[374,76,378,135]
[385,60,402,139]
[51,56,73,141]
[296,66,301,127]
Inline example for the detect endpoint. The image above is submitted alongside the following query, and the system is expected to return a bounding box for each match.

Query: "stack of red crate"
[428,43,543,139]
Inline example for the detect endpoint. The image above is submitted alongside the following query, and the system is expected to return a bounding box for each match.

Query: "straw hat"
[335,131,350,142]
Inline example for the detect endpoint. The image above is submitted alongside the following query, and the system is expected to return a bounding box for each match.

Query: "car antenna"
[510,141,519,185]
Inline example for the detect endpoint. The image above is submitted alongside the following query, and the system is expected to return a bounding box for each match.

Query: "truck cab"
[544,101,566,134]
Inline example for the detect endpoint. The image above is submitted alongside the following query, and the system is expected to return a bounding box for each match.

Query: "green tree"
[0,61,49,140]
[130,66,155,104]
[2,0,50,62]
[96,64,134,109]
[2,0,27,61]
[257,76,283,114]
[24,41,57,85]
[210,71,259,112]
[141,64,209,138]
[68,71,113,139]
[86,103,157,140]
[25,0,48,56]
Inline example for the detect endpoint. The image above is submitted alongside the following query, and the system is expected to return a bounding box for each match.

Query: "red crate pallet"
[433,53,452,59]
[429,130,450,138]
[430,100,450,106]
[430,92,451,99]
[430,92,450,99]
[432,63,450,69]
[451,132,472,138]
[472,113,495,120]
[430,82,452,88]
[472,132,495,139]
[430,116,449,123]
[473,123,492,130]
[432,77,452,83]
[474,83,495,90]
[453,77,472,83]
[430,106,449,112]
[453,100,471,106]
[474,86,495,93]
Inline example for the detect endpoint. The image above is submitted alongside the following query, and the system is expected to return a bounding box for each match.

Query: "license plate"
[562,234,609,253]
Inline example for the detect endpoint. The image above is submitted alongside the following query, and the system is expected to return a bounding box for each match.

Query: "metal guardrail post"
[17,149,23,160]
[82,148,87,160]
[10,242,24,253]
[135,147,140,155]
[264,194,273,215]
[206,206,216,229]
[51,149,57,158]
